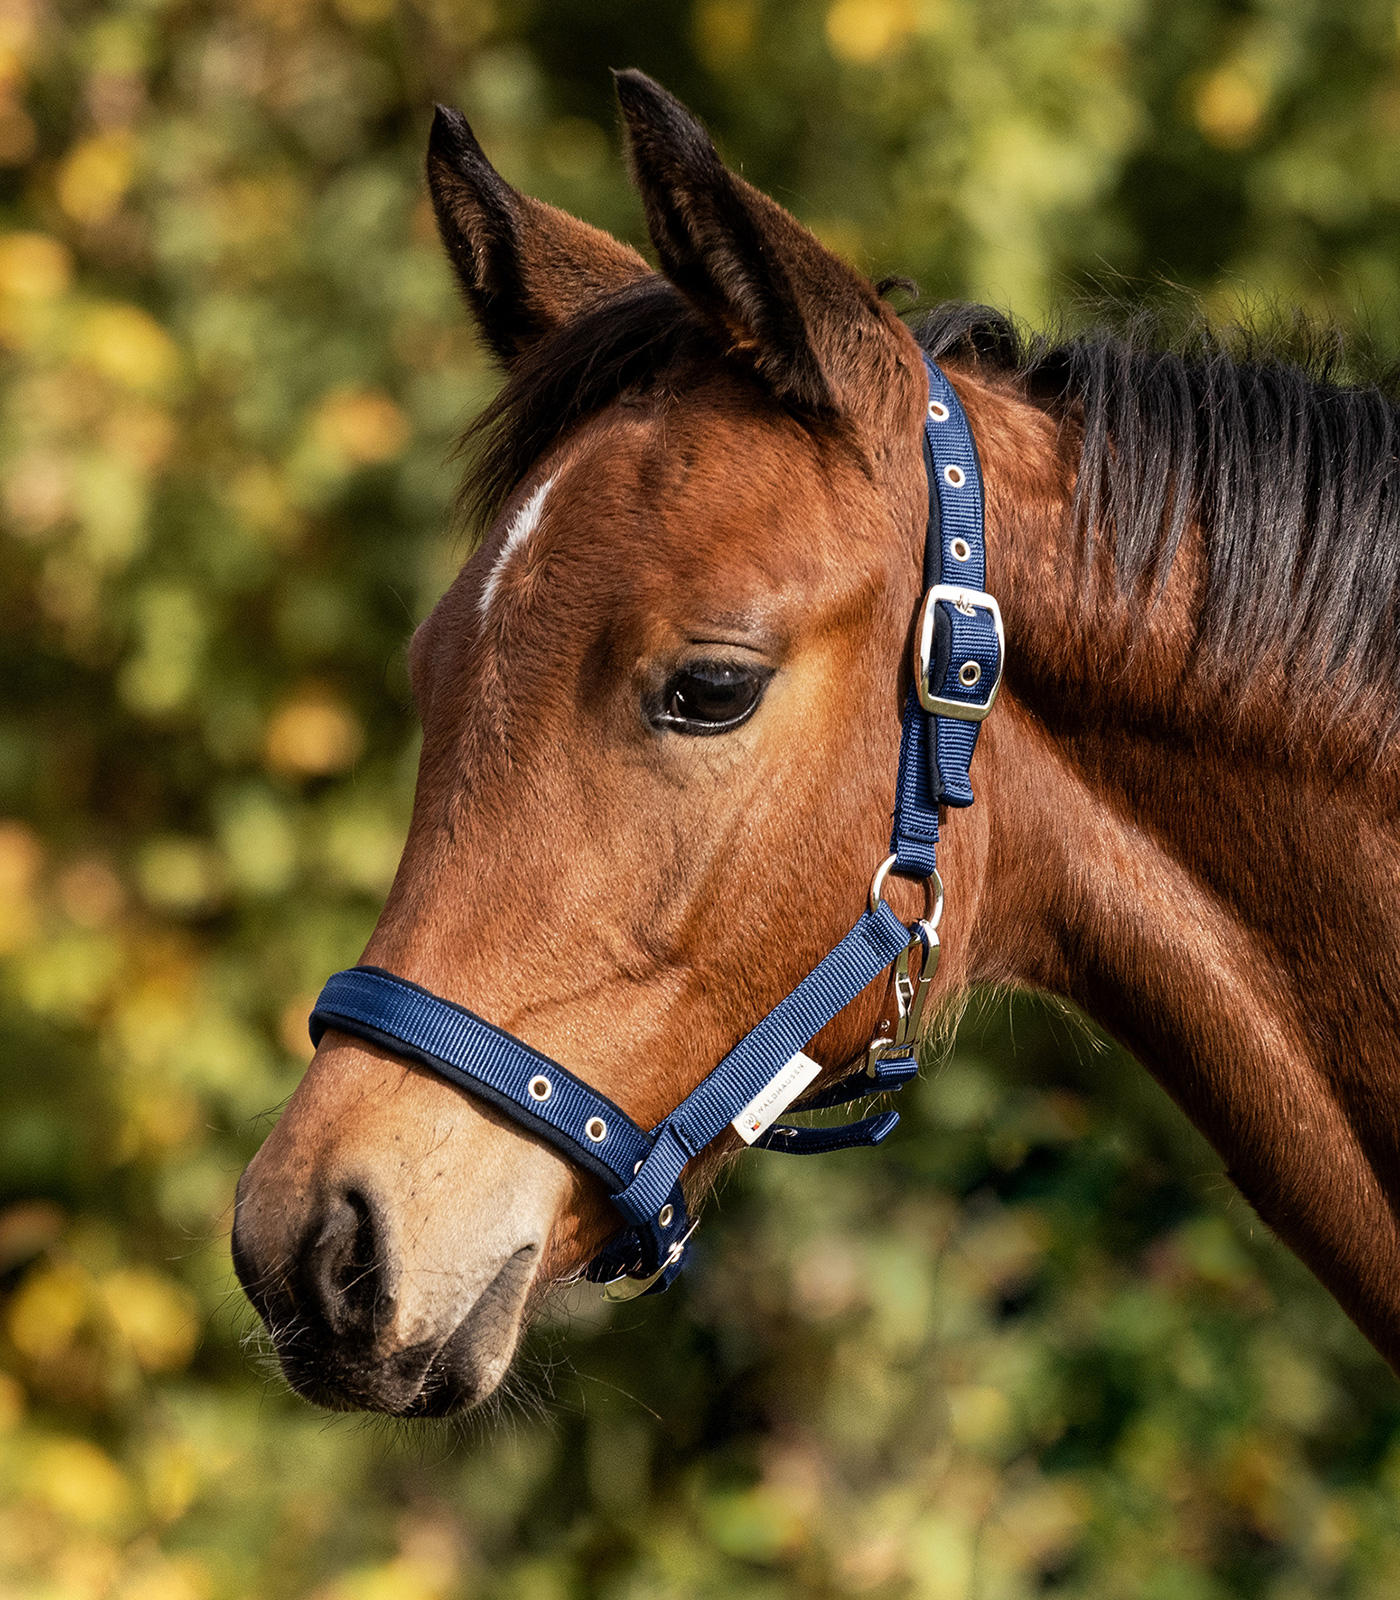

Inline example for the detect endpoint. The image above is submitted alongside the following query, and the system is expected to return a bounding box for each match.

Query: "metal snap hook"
[866,875,944,1073]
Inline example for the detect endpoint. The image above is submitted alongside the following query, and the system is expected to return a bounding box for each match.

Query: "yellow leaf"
[119,584,206,717]
[312,1557,457,1600]
[311,386,410,467]
[693,0,757,70]
[57,131,135,225]
[265,693,364,777]
[0,231,71,299]
[826,0,914,63]
[114,1552,212,1600]
[98,1267,200,1374]
[78,304,181,394]
[1193,66,1265,149]
[8,1259,89,1362]
[24,1435,133,1530]
[140,1436,202,1524]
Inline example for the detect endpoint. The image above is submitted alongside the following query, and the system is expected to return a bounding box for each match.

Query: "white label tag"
[731,1052,822,1145]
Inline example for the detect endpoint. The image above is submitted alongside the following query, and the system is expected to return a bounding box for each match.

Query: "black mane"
[920,302,1400,711]
[468,284,1400,720]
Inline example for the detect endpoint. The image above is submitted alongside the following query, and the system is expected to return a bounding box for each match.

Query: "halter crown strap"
[890,357,1003,877]
[307,353,1001,1294]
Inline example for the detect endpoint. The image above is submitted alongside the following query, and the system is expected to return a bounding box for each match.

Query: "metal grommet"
[528,1075,552,1101]
[928,399,950,422]
[658,1204,675,1228]
[950,537,970,562]
[634,1158,645,1175]
[959,661,982,687]
[943,464,965,488]
[586,1116,607,1142]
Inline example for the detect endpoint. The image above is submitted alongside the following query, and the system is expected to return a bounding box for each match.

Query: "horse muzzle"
[230,1034,570,1414]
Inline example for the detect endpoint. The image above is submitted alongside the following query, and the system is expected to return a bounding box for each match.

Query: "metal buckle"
[914,584,1005,721]
[601,1223,697,1302]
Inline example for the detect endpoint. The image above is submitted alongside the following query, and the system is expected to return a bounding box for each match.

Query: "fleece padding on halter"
[307,352,1001,1293]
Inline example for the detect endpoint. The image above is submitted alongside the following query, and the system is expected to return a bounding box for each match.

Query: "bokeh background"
[5,1,1400,1597]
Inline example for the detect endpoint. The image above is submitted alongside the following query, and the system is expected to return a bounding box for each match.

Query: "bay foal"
[233,72,1400,1414]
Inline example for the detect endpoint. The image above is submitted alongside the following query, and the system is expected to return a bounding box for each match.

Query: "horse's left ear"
[428,105,652,367]
[614,70,901,417]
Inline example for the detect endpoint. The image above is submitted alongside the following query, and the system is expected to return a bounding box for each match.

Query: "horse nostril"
[305,1187,389,1338]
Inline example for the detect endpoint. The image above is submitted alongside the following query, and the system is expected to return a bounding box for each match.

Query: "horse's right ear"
[427,106,652,368]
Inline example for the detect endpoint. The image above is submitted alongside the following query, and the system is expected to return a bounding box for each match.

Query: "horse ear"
[613,70,893,416]
[427,105,652,367]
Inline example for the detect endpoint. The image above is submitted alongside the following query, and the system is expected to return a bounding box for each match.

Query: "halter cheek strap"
[308,353,1004,1297]
[890,358,1002,879]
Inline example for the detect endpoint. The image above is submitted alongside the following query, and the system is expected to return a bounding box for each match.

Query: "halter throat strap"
[308,353,1002,1295]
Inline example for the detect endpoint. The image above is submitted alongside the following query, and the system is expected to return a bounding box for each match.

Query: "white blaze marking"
[479,472,556,621]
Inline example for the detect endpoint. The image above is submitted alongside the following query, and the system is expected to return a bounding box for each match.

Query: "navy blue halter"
[308,355,1003,1296]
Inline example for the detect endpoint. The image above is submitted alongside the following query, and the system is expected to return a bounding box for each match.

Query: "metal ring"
[959,660,982,687]
[871,854,945,926]
[943,464,965,488]
[950,538,970,562]
[586,1116,607,1142]
[658,1203,674,1228]
[528,1075,552,1102]
[928,400,950,422]
[868,853,899,914]
[926,867,945,931]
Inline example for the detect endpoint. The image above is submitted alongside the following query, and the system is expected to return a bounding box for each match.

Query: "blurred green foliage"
[4,0,1400,1596]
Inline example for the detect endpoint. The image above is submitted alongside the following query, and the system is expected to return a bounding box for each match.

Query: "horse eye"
[653,661,771,735]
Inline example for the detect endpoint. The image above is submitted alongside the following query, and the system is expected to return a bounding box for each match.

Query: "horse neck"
[944,367,1400,1369]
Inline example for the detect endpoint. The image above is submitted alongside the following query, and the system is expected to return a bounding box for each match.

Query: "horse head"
[234,64,1400,1411]
[231,73,960,1414]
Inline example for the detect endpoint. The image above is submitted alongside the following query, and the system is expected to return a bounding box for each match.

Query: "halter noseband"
[308,355,1004,1297]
